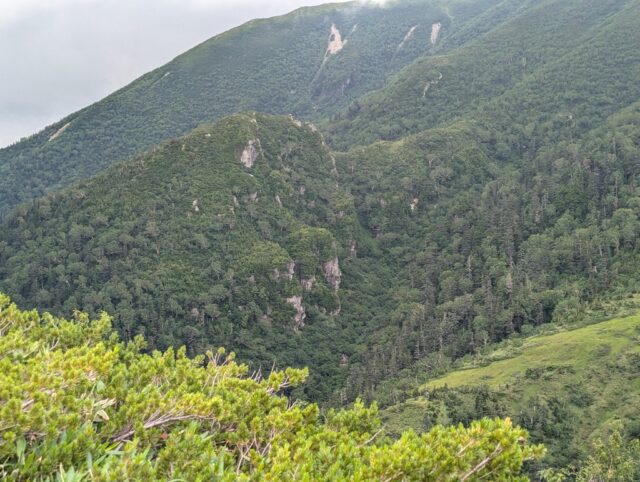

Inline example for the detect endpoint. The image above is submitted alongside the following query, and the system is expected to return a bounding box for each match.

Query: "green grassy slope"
[425,313,640,390]
[382,301,640,468]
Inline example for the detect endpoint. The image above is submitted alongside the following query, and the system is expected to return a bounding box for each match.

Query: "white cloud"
[0,0,99,26]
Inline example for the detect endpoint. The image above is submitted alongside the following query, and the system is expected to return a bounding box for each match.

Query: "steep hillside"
[2,0,640,478]
[2,0,640,406]
[327,0,640,149]
[0,113,385,401]
[336,99,640,403]
[381,301,640,469]
[0,0,505,217]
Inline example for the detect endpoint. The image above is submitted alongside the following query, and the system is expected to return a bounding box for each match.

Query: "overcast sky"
[0,0,353,148]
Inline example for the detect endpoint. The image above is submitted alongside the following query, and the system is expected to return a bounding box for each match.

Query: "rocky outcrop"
[322,257,342,291]
[350,240,357,258]
[431,22,442,45]
[286,296,306,330]
[302,276,316,291]
[48,122,71,142]
[329,152,339,176]
[422,72,443,98]
[326,24,345,56]
[285,261,295,280]
[397,25,417,52]
[240,139,260,168]
[273,261,296,282]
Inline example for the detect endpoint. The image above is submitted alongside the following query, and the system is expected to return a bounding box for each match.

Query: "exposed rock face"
[289,115,302,127]
[302,276,316,291]
[326,24,345,56]
[285,261,296,280]
[329,152,339,176]
[286,295,306,330]
[273,261,296,282]
[323,257,342,291]
[48,122,71,142]
[350,240,357,258]
[397,25,417,51]
[431,22,442,45]
[240,139,260,168]
[422,72,443,98]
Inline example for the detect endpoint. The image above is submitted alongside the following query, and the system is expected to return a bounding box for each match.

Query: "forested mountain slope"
[335,98,640,403]
[1,0,640,475]
[0,113,382,401]
[0,0,506,217]
[2,99,638,408]
[9,0,636,215]
[381,301,640,471]
[327,0,640,148]
[1,0,640,407]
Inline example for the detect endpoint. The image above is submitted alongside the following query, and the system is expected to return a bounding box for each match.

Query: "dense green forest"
[381,299,640,472]
[0,113,376,402]
[336,100,640,404]
[1,0,640,477]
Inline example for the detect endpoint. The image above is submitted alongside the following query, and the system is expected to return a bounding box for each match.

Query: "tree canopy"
[0,293,542,480]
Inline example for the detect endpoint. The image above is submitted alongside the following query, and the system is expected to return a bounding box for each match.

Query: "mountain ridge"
[1,0,640,473]
[0,0,509,217]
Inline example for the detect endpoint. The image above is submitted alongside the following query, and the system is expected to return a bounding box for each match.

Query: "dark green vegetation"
[0,113,371,402]
[0,0,505,217]
[381,301,640,472]
[337,98,640,405]
[1,0,640,476]
[327,0,640,148]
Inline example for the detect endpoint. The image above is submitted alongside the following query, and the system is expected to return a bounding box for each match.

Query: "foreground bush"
[0,293,542,480]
